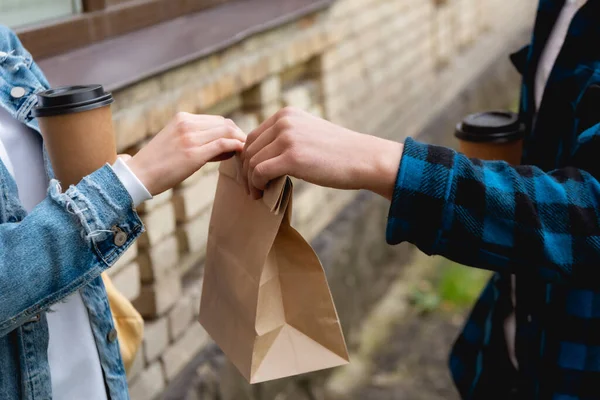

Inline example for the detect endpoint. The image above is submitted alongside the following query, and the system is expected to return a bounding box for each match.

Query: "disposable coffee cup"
[455,111,525,165]
[32,85,117,187]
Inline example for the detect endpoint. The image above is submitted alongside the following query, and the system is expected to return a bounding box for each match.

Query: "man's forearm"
[241,107,404,200]
[360,138,404,201]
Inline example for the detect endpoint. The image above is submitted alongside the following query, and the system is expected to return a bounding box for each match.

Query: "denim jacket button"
[114,230,127,247]
[107,328,118,343]
[10,87,26,99]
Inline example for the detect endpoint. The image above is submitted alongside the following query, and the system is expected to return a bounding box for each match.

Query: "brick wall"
[104,0,537,398]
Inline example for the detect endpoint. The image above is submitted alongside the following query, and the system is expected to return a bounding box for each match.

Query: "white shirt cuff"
[111,158,152,207]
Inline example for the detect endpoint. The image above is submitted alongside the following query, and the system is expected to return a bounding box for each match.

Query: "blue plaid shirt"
[387,1,600,399]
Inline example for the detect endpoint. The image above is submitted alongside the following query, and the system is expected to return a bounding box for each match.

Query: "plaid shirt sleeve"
[387,134,600,284]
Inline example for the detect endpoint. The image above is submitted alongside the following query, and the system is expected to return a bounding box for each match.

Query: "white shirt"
[0,106,150,399]
[534,0,587,110]
[505,0,587,370]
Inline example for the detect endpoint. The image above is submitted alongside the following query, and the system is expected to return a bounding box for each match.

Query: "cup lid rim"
[455,110,526,143]
[32,85,113,117]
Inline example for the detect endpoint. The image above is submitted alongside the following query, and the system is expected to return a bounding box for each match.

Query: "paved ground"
[169,252,484,400]
[351,310,464,400]
[173,265,472,400]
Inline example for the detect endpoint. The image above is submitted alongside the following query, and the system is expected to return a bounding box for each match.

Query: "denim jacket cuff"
[49,164,145,266]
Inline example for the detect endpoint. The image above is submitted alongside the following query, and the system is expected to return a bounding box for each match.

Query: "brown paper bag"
[199,157,349,384]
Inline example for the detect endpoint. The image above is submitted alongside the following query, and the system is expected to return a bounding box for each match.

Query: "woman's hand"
[127,112,245,195]
[241,107,403,200]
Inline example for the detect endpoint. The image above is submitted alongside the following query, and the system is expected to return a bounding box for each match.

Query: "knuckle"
[275,108,288,119]
[278,106,297,118]
[216,138,229,151]
[182,146,196,161]
[225,125,237,137]
[253,163,266,180]
[247,130,259,143]
[278,129,295,147]
[249,156,259,170]
[275,117,293,132]
[174,111,189,124]
[175,119,192,135]
[179,132,195,148]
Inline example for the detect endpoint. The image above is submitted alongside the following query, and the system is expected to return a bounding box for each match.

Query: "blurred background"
[4,0,537,398]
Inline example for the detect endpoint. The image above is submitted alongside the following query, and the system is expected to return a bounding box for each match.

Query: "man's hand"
[241,107,403,200]
[127,113,245,195]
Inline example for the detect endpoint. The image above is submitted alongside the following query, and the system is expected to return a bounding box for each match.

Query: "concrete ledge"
[38,0,332,91]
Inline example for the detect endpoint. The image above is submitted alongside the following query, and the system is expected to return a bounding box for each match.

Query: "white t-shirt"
[504,0,587,370]
[0,106,150,399]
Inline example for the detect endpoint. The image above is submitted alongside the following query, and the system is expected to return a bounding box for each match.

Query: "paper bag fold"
[199,157,349,383]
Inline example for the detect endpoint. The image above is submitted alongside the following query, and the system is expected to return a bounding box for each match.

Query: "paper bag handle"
[219,158,292,215]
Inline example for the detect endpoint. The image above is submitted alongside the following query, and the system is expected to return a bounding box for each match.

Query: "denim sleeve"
[0,165,143,336]
[387,134,600,286]
[1,25,50,89]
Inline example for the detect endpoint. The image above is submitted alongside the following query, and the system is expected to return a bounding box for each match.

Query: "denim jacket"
[0,26,143,399]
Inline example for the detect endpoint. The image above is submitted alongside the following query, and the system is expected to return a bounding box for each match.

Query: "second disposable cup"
[455,111,525,165]
[32,85,117,187]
